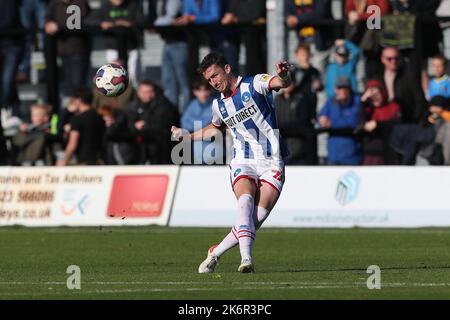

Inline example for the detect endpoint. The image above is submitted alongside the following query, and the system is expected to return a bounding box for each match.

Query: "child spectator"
[275,44,322,165]
[324,39,360,98]
[181,78,221,164]
[318,77,362,165]
[292,43,323,109]
[359,80,402,165]
[12,104,55,165]
[428,54,450,99]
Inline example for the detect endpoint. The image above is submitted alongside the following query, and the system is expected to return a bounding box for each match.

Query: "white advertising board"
[0,166,179,227]
[170,166,450,228]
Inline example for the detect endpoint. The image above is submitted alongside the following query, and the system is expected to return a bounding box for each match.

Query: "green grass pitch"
[0,227,449,299]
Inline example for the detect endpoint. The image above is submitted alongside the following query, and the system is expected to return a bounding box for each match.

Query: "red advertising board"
[107,175,169,218]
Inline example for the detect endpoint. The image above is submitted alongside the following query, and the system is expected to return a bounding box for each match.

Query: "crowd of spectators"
[0,0,449,166]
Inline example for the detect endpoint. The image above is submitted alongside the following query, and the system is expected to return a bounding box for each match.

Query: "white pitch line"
[0,281,364,286]
[0,281,450,287]
[0,287,353,296]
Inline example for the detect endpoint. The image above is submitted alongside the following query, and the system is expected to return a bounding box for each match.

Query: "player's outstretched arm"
[171,123,223,142]
[268,61,293,91]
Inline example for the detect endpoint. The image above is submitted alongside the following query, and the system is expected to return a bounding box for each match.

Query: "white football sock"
[212,226,239,257]
[212,206,270,257]
[235,194,255,261]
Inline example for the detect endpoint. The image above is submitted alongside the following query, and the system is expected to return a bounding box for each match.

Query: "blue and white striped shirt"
[211,74,288,161]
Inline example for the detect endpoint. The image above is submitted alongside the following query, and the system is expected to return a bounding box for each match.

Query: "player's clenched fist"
[171,126,187,141]
[275,61,292,77]
[275,61,292,87]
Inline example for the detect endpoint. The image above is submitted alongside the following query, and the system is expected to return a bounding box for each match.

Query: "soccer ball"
[94,63,129,97]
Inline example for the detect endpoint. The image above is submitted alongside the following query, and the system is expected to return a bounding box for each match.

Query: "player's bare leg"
[253,182,280,230]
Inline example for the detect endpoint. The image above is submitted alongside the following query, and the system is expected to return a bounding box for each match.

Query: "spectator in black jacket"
[98,104,138,165]
[0,0,24,119]
[374,47,427,124]
[221,0,267,75]
[128,80,180,164]
[92,0,145,84]
[45,0,91,95]
[285,0,335,74]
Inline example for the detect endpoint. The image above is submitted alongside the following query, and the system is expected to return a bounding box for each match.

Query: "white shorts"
[229,159,285,193]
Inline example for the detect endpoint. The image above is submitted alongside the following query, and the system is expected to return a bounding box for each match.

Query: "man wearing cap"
[324,39,360,98]
[318,76,362,165]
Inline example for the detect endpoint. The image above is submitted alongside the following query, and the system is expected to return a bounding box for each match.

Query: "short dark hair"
[197,52,228,74]
[429,95,449,110]
[139,79,156,87]
[432,53,448,66]
[139,79,163,94]
[192,77,210,91]
[72,87,93,105]
[295,42,310,54]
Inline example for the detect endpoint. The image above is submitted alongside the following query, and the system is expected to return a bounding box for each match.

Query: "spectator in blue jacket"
[175,0,221,62]
[324,39,360,98]
[318,77,362,165]
[175,0,220,25]
[181,78,222,164]
[175,0,221,65]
